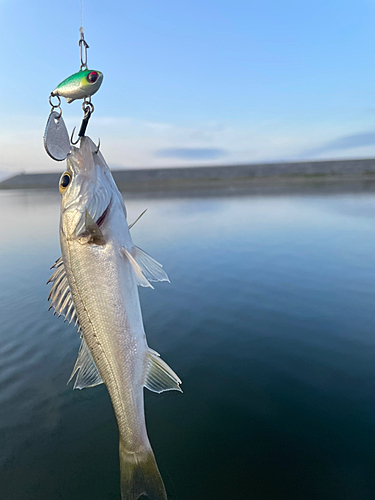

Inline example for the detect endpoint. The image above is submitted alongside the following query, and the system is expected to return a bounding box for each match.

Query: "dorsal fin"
[47,258,102,390]
[47,257,79,328]
[68,338,103,390]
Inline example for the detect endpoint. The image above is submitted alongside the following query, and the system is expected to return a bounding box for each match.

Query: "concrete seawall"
[1,158,375,192]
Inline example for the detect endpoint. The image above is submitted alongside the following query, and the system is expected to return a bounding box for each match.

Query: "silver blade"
[43,111,70,161]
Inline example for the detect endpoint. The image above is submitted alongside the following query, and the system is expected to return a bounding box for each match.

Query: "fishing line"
[80,0,84,30]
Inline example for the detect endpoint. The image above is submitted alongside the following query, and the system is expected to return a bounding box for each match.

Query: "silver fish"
[47,136,182,500]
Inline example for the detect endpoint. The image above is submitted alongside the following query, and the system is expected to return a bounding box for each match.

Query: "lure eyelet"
[59,172,72,193]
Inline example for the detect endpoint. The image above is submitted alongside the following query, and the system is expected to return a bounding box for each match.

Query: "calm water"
[1,187,375,500]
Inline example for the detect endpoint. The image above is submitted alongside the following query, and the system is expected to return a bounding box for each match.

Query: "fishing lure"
[44,28,102,161]
[51,69,103,103]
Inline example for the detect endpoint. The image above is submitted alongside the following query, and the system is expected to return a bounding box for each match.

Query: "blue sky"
[1,0,375,174]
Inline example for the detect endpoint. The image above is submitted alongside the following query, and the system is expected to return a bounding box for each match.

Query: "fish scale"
[66,243,147,444]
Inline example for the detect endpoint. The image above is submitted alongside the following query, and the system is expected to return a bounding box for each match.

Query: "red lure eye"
[87,71,98,83]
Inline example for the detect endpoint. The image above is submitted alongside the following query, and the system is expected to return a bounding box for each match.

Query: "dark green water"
[1,187,375,500]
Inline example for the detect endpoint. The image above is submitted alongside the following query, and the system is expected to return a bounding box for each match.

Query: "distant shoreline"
[1,158,375,192]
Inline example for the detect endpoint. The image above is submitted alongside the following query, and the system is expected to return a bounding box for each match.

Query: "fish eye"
[59,172,71,193]
[87,71,98,83]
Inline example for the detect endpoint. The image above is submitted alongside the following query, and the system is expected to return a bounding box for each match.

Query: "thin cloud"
[155,148,227,160]
[301,132,375,157]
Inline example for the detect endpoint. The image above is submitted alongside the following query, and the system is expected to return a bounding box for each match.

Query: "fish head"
[59,136,122,244]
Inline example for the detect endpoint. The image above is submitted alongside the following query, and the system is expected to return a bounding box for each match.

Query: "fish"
[47,136,182,500]
[51,69,103,103]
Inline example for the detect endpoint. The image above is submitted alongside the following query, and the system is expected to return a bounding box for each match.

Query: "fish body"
[51,69,103,103]
[48,137,181,499]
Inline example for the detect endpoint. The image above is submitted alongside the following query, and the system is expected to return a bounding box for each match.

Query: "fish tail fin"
[119,438,167,500]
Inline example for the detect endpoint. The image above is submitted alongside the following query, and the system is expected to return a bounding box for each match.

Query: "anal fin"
[144,349,182,394]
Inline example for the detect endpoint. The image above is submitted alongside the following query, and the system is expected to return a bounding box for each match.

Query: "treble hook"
[71,129,100,152]
[70,92,95,145]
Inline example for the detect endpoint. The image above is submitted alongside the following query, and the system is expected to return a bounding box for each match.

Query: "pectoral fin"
[77,210,105,245]
[68,338,103,390]
[144,349,182,393]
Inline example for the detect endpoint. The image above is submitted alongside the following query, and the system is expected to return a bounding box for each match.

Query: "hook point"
[71,127,79,145]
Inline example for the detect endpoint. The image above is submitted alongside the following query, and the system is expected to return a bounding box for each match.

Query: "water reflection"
[1,188,375,499]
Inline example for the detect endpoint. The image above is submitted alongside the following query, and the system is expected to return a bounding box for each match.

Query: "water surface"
[1,188,375,499]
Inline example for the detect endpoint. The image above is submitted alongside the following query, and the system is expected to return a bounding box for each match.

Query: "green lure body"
[51,69,103,103]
